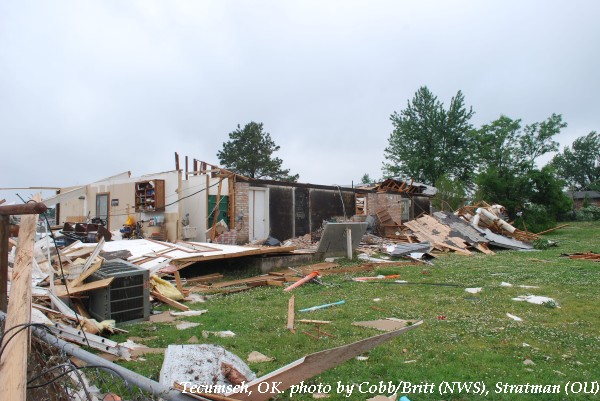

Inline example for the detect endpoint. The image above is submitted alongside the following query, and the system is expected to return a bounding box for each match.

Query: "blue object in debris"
[399,396,411,401]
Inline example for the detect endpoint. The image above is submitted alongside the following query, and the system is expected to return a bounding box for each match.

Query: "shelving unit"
[134,179,165,212]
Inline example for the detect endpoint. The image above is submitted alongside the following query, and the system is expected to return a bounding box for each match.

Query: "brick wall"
[214,229,237,245]
[234,181,250,244]
[365,193,409,224]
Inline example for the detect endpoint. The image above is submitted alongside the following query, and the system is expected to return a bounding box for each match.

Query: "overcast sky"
[1,1,599,204]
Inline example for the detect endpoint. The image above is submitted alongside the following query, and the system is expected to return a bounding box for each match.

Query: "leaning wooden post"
[0,195,41,401]
[0,215,9,312]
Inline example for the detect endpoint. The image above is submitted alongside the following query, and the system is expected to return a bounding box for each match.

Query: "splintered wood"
[0,196,40,401]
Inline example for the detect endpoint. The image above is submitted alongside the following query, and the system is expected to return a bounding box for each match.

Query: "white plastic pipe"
[475,208,516,233]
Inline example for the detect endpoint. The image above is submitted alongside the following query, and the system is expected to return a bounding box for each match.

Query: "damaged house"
[43,157,435,245]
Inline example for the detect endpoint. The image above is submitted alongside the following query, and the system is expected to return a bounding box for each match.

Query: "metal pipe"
[0,202,48,216]
[0,312,201,401]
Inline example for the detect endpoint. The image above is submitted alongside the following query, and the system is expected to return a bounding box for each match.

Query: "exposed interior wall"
[411,196,431,218]
[365,193,412,224]
[57,186,90,224]
[308,188,355,233]
[180,174,231,242]
[234,181,250,244]
[57,170,180,240]
[233,183,358,243]
[268,186,294,241]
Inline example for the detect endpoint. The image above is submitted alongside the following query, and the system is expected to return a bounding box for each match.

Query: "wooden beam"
[185,155,189,180]
[226,321,423,401]
[151,290,190,311]
[173,271,185,294]
[68,238,105,288]
[0,215,9,312]
[287,295,295,332]
[210,178,223,241]
[54,277,114,297]
[175,152,180,171]
[228,174,235,228]
[0,195,40,401]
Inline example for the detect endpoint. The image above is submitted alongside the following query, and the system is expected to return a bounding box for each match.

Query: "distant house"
[567,191,600,209]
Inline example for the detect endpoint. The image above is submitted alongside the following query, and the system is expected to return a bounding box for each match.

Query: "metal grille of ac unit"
[86,259,150,324]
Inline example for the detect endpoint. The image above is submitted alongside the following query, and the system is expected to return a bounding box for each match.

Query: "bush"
[513,203,556,233]
[574,205,600,221]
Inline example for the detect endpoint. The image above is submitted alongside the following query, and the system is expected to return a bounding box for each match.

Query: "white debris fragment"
[170,309,208,317]
[176,322,200,330]
[506,313,523,322]
[465,287,482,294]
[247,351,275,363]
[202,330,236,338]
[500,282,513,287]
[512,295,560,307]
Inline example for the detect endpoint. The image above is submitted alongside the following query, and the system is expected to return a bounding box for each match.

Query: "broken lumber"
[0,196,40,401]
[54,277,114,297]
[151,290,190,311]
[226,320,423,401]
[287,295,295,332]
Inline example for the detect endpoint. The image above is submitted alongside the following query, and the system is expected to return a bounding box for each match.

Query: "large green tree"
[474,114,571,229]
[217,122,299,182]
[383,86,475,186]
[551,131,600,191]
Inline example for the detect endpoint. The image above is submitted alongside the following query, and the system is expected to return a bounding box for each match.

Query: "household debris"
[512,295,560,307]
[224,321,423,401]
[465,287,483,294]
[202,330,236,338]
[562,252,600,261]
[159,344,256,390]
[175,322,200,330]
[456,201,539,243]
[506,313,523,322]
[247,351,275,363]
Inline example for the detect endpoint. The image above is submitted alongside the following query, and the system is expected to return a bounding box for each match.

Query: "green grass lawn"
[114,222,600,400]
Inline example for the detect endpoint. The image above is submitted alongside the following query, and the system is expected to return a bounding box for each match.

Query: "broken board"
[226,320,423,401]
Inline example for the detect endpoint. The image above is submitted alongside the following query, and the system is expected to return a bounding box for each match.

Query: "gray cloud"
[1,0,599,203]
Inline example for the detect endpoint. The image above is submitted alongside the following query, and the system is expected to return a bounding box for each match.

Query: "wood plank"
[55,277,114,297]
[0,195,39,401]
[151,290,190,311]
[287,295,295,332]
[185,273,224,283]
[173,270,185,294]
[173,246,297,266]
[226,321,423,401]
[211,275,283,288]
[68,255,104,288]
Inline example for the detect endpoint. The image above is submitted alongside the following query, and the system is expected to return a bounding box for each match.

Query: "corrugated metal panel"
[433,211,489,245]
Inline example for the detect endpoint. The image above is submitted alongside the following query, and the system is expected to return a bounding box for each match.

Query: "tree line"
[216,86,599,231]
[383,86,599,230]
